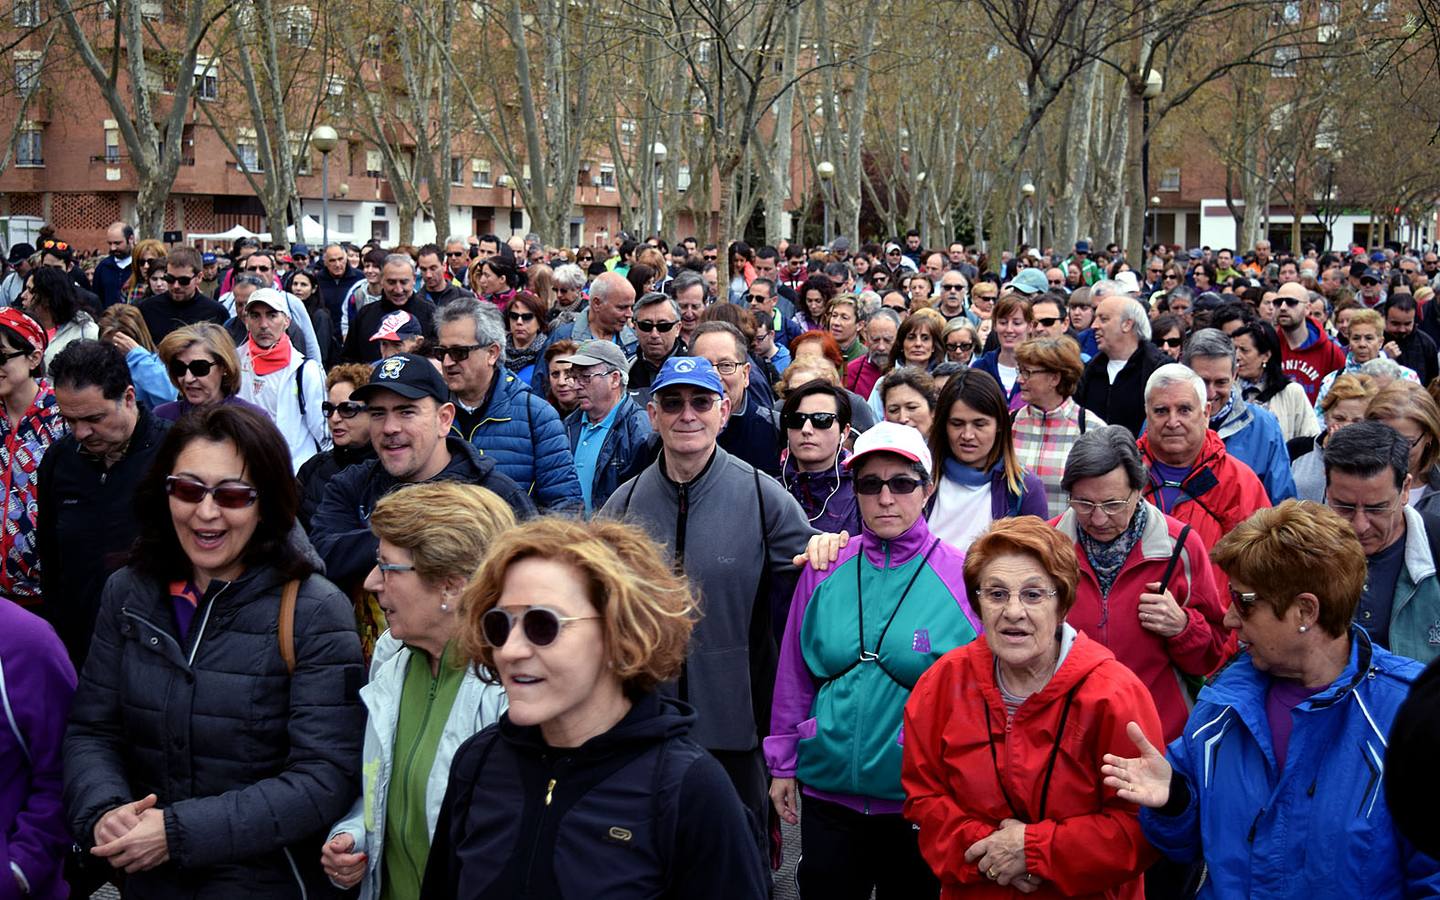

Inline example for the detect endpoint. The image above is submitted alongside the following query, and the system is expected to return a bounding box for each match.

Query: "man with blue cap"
[600,355,814,843]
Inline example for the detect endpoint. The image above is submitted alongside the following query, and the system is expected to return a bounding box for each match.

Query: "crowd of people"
[2,221,1440,899]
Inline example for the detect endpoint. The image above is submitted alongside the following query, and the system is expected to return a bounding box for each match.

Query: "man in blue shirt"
[561,340,651,513]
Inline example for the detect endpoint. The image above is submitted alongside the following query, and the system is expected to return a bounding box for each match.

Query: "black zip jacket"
[420,692,768,899]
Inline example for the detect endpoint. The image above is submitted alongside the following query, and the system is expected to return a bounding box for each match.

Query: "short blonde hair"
[1348,308,1384,335]
[156,323,241,396]
[1015,337,1084,397]
[460,517,696,693]
[1320,373,1376,412]
[1212,501,1364,637]
[963,517,1080,618]
[370,483,517,585]
[1367,380,1440,473]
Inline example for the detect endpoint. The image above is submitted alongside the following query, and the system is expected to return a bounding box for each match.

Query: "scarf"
[1208,385,1239,430]
[943,457,997,488]
[505,336,544,374]
[248,333,293,376]
[1077,502,1148,597]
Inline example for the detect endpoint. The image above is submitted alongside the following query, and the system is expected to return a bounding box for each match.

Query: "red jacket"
[1052,503,1231,742]
[844,355,883,399]
[902,631,1161,900]
[1136,428,1270,595]
[1279,324,1347,402]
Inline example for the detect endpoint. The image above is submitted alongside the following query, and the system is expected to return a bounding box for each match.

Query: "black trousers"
[796,794,939,900]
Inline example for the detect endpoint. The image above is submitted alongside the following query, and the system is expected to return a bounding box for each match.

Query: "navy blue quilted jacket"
[452,365,584,513]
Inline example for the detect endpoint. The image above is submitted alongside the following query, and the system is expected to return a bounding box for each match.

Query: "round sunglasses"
[481,606,600,648]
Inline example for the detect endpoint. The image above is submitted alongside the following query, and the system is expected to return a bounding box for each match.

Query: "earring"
[1298,625,1308,633]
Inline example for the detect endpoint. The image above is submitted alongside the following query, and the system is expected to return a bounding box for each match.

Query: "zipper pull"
[545,778,556,806]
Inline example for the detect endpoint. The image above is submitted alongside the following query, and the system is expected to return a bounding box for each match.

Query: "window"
[1159,168,1181,192]
[12,0,38,27]
[292,137,310,175]
[337,214,354,233]
[1272,45,1299,76]
[15,127,41,167]
[193,57,218,101]
[365,150,383,178]
[600,163,615,189]
[14,52,40,98]
[371,219,389,241]
[139,0,162,19]
[285,5,313,47]
[450,156,463,185]
[237,140,262,173]
[473,158,491,187]
[677,165,691,193]
[104,120,120,163]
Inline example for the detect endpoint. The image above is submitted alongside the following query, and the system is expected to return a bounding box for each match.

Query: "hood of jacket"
[498,690,696,756]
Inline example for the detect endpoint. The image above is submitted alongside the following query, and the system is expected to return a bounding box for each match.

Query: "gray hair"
[634,291,679,318]
[1091,279,1127,300]
[383,253,416,274]
[1116,297,1152,341]
[232,273,267,291]
[866,307,902,329]
[436,296,505,350]
[1144,362,1206,411]
[672,270,706,299]
[552,263,586,291]
[444,234,469,247]
[1360,357,1408,381]
[855,290,881,317]
[1061,425,1148,493]
[1181,327,1236,368]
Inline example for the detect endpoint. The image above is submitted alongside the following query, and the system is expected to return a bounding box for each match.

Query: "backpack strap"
[1157,524,1193,600]
[278,579,300,675]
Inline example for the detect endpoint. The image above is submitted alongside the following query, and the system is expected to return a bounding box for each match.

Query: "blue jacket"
[563,396,652,513]
[1141,628,1440,899]
[1212,392,1297,503]
[125,346,177,410]
[91,255,130,309]
[548,308,639,359]
[452,365,583,513]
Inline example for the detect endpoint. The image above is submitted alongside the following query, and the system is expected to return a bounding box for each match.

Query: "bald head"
[1274,281,1311,334]
[589,272,636,337]
[1276,282,1307,302]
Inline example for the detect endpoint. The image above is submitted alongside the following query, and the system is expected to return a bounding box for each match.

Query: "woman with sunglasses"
[65,404,365,898]
[25,267,98,374]
[1150,312,1185,362]
[780,379,859,534]
[296,363,375,531]
[1104,501,1440,900]
[941,319,979,367]
[321,482,515,899]
[421,516,767,899]
[768,422,979,899]
[0,309,64,607]
[123,239,166,304]
[502,290,550,390]
[153,323,262,422]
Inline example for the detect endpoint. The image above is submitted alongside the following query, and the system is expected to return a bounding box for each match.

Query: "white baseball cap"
[847,421,933,478]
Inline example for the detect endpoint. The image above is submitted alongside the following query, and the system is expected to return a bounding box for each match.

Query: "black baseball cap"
[352,353,450,404]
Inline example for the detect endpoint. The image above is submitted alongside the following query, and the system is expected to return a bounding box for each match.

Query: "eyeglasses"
[887,249,902,256]
[374,555,416,577]
[711,360,744,375]
[1148,268,1164,275]
[429,343,484,362]
[164,476,259,509]
[40,240,68,251]
[1069,493,1135,518]
[1158,337,1184,349]
[246,264,273,273]
[941,284,965,292]
[1017,367,1051,379]
[1034,316,1061,328]
[946,341,974,354]
[571,368,615,384]
[1163,273,1180,281]
[162,274,194,286]
[655,392,718,414]
[506,311,537,323]
[577,255,594,263]
[445,250,468,258]
[972,293,997,303]
[703,254,718,261]
[168,358,217,380]
[1228,587,1262,615]
[1278,296,1305,307]
[635,319,678,333]
[783,411,838,430]
[854,474,925,495]
[1048,279,1065,287]
[481,606,601,648]
[1328,497,1402,520]
[979,586,1057,606]
[748,294,771,303]
[323,400,368,419]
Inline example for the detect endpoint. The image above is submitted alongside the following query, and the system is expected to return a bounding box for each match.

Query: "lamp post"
[312,125,339,246]
[651,142,667,239]
[1141,69,1163,227]
[1149,196,1161,250]
[817,160,835,246]
[1020,182,1036,246]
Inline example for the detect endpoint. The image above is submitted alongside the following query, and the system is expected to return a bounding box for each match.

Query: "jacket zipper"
[394,670,441,878]
[523,759,566,892]
[186,581,232,667]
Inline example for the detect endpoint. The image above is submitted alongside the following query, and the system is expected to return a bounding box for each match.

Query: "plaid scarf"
[1077,502,1148,597]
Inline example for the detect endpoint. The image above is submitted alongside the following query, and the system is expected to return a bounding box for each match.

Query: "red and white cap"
[846,420,932,478]
[370,310,422,342]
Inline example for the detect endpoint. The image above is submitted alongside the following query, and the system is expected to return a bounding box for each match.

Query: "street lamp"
[312,125,339,246]
[1149,195,1161,250]
[651,142,667,239]
[1021,182,1036,245]
[1141,68,1163,223]
[817,160,835,246]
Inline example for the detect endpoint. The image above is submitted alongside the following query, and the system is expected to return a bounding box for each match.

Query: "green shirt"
[381,643,465,900]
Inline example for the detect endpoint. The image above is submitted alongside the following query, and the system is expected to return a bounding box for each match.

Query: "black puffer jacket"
[62,552,365,900]
[420,692,768,900]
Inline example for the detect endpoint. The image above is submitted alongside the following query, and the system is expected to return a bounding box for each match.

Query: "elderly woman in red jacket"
[1052,426,1231,743]
[901,517,1162,898]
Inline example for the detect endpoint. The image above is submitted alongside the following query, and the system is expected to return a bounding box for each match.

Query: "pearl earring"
[440,596,452,613]
[1298,625,1308,633]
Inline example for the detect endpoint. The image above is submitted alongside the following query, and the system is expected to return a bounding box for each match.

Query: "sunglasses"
[1148,268,1164,275]
[656,393,718,414]
[747,294,771,303]
[323,400,368,418]
[783,411,838,430]
[446,250,468,258]
[168,358,216,380]
[1278,296,1305,307]
[1158,337,1184,348]
[946,341,974,353]
[941,284,965,292]
[162,274,195,286]
[40,240,68,251]
[246,265,273,273]
[635,319,678,333]
[1034,316,1061,328]
[506,311,537,323]
[1164,273,1180,280]
[703,254,718,261]
[854,474,925,495]
[481,606,600,648]
[577,255,593,262]
[165,475,258,509]
[429,343,483,362]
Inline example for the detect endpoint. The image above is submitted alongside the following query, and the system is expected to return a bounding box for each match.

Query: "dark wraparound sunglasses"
[506,311,537,323]
[1034,316,1062,328]
[481,606,600,647]
[429,344,484,362]
[783,411,838,430]
[854,474,925,495]
[323,401,368,418]
[165,476,258,509]
[636,320,678,333]
[168,358,216,380]
[162,274,195,286]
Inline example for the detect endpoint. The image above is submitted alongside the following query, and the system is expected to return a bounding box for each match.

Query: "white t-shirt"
[1409,485,1426,507]
[1106,354,1129,384]
[997,362,1018,394]
[928,478,993,552]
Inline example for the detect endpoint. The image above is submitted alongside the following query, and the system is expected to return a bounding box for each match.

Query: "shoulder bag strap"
[279,579,300,675]
[1158,524,1193,600]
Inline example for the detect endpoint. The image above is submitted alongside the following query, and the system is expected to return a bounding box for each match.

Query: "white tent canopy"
[256,216,355,245]
[187,224,259,242]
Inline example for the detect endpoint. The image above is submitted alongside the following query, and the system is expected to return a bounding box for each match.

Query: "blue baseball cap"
[1370,250,1387,263]
[201,252,217,264]
[290,243,311,257]
[650,357,724,395]
[1003,268,1050,295]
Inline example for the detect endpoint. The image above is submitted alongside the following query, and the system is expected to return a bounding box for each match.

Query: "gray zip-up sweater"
[601,446,815,751]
